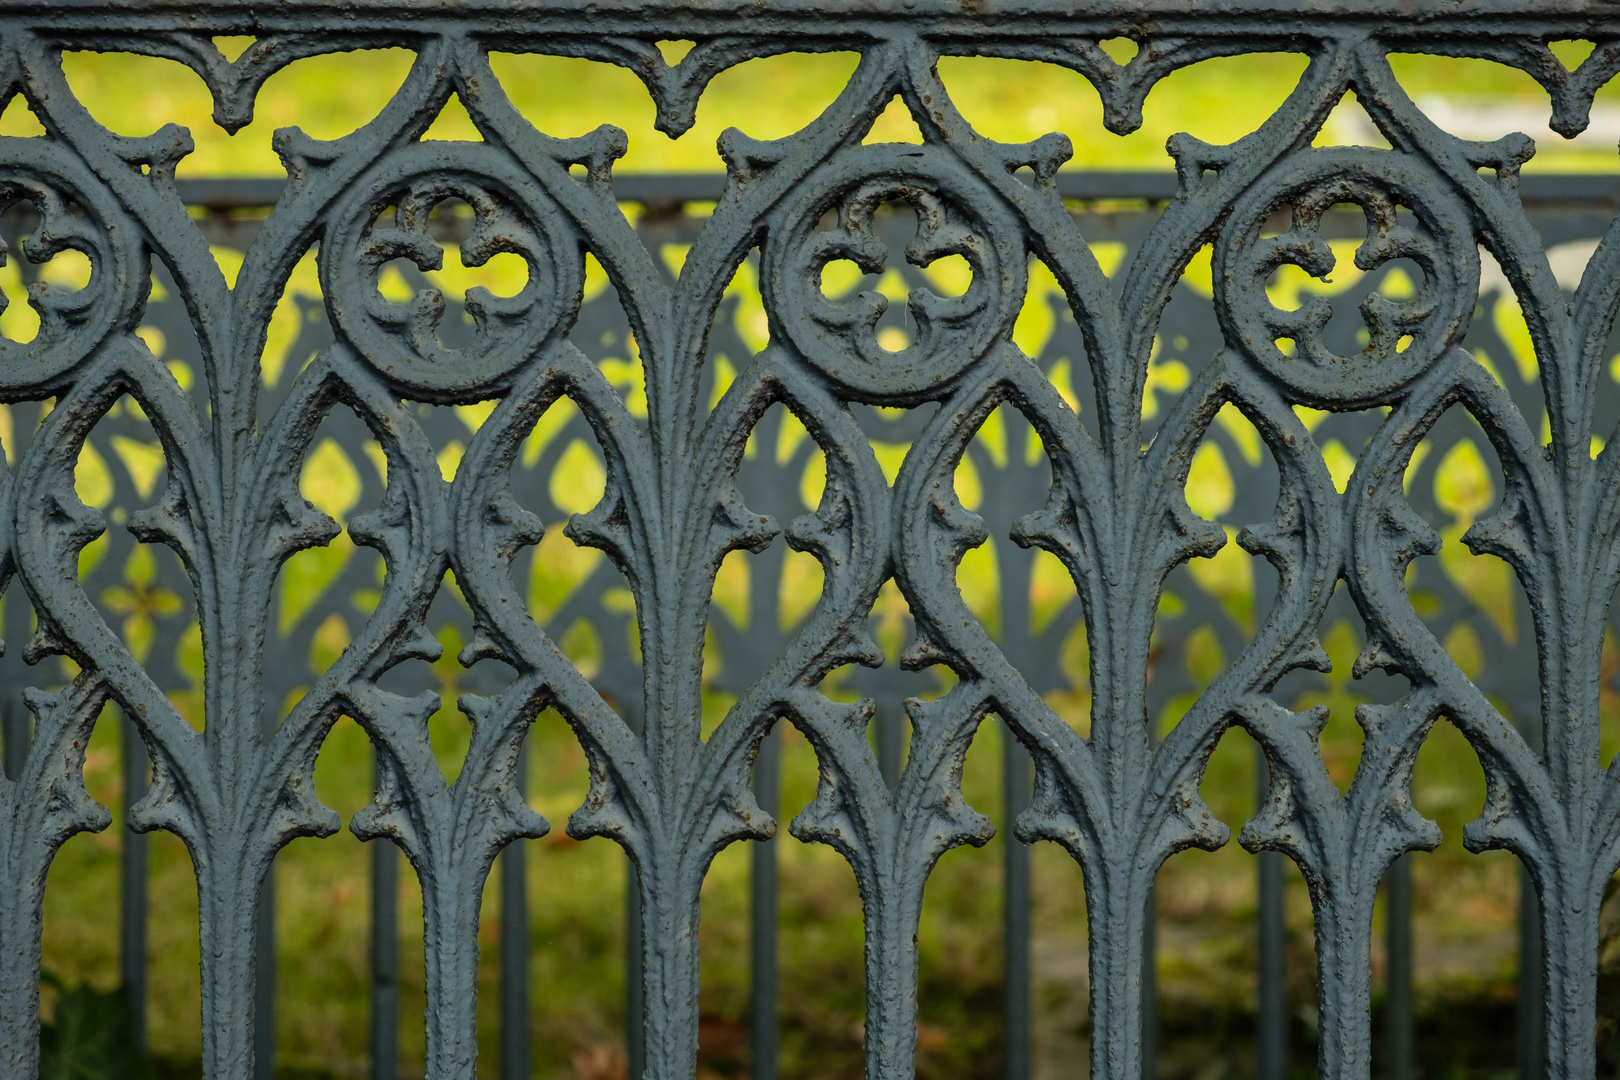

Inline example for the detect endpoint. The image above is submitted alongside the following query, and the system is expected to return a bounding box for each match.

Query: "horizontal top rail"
[172,172,1620,211]
[10,0,1620,17]
[7,3,1620,34]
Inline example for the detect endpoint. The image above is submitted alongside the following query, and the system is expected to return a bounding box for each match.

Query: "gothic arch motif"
[0,5,1616,1080]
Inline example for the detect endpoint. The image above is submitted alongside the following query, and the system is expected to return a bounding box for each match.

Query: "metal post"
[1,586,29,784]
[627,863,645,1080]
[991,494,1035,1080]
[1513,701,1544,1080]
[1002,720,1031,1080]
[0,697,23,782]
[120,708,148,1052]
[254,864,275,1080]
[501,732,531,1080]
[1385,854,1413,1080]
[751,724,780,1080]
[626,699,646,1080]
[370,837,399,1080]
[255,700,278,1080]
[1256,744,1287,1080]
[876,701,903,790]
[1142,885,1157,1080]
[1518,864,1544,1080]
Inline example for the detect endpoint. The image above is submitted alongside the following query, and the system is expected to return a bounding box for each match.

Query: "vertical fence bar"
[876,702,903,790]
[371,745,399,1080]
[627,863,645,1080]
[626,699,646,1080]
[1002,720,1031,1080]
[1141,887,1157,1080]
[0,400,35,792]
[1514,705,1544,1080]
[501,732,531,1080]
[120,707,148,1052]
[751,724,780,1080]
[0,698,23,781]
[1256,744,1287,1080]
[0,584,28,783]
[1385,854,1412,1080]
[1256,851,1288,1078]
[371,836,399,1080]
[254,866,275,1080]
[869,695,905,1065]
[256,702,279,1080]
[1518,864,1544,1079]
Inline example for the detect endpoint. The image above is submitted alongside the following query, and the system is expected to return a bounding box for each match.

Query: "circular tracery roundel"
[1214,148,1479,408]
[321,143,582,402]
[760,144,1026,405]
[0,149,148,397]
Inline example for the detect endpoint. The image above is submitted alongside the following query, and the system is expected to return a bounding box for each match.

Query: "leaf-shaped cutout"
[936,50,1307,167]
[550,439,606,517]
[862,96,925,145]
[1312,91,1393,149]
[1194,723,1265,841]
[487,49,857,170]
[528,524,604,627]
[1290,618,1371,795]
[419,93,479,142]
[1433,436,1518,645]
[58,51,212,139]
[0,93,44,138]
[952,529,1000,641]
[1386,50,1618,160]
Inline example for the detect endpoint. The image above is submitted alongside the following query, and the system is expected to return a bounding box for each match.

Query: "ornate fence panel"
[3,4,1620,1079]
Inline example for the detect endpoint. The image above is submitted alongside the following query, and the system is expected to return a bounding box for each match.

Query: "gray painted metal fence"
[2,5,1620,1079]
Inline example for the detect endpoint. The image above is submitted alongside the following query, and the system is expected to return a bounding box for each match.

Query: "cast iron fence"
[2,5,1620,1080]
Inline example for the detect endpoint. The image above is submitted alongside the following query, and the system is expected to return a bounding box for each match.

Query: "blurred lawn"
[17,37,1620,1080]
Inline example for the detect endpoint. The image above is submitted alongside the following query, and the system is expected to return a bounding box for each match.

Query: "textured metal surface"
[2,7,1620,1080]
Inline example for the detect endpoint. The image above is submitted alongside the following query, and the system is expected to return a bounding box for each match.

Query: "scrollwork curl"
[0,143,149,398]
